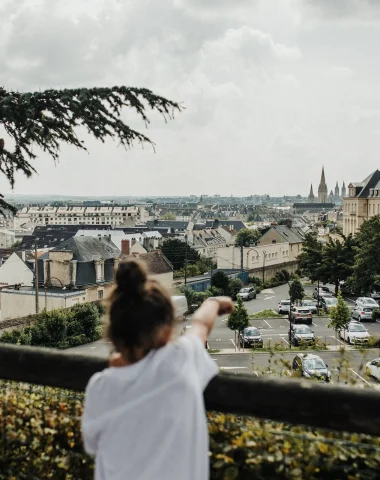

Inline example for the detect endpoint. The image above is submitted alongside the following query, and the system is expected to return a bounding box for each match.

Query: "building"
[137,251,174,292]
[0,229,15,248]
[0,251,34,287]
[37,236,122,302]
[343,169,380,235]
[328,190,335,203]
[308,185,315,202]
[186,229,227,259]
[341,181,347,199]
[318,167,328,203]
[256,222,305,260]
[335,182,340,203]
[15,205,148,228]
[146,220,192,233]
[216,243,298,280]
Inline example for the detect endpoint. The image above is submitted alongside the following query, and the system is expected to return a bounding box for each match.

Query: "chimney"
[121,239,130,256]
[21,250,26,262]
[285,219,292,228]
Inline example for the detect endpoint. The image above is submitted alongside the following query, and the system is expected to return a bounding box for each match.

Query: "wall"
[0,290,84,320]
[85,283,114,302]
[0,253,33,287]
[152,271,174,293]
[48,251,73,286]
[217,243,292,271]
[0,230,15,248]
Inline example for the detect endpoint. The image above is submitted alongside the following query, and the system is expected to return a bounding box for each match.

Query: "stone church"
[308,168,346,204]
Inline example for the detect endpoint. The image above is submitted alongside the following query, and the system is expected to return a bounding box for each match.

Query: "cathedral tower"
[318,167,328,203]
[308,184,315,202]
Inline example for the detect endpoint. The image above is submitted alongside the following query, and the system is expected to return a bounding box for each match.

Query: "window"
[98,290,104,300]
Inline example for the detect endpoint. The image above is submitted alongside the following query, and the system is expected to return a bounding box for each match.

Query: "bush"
[0,302,103,349]
[228,279,244,300]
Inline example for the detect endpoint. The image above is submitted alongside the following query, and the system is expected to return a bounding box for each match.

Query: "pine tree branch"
[0,85,182,215]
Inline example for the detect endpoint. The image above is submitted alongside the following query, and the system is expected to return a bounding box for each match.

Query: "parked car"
[340,322,370,345]
[290,306,313,325]
[320,296,338,313]
[292,353,331,382]
[278,300,291,314]
[289,324,315,346]
[313,286,331,299]
[300,300,318,314]
[238,327,263,349]
[370,291,380,302]
[365,358,380,381]
[352,297,379,321]
[237,287,256,301]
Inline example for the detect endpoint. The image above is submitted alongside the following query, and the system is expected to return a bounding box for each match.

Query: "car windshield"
[304,358,326,370]
[240,288,250,293]
[363,308,373,312]
[303,301,316,306]
[244,328,260,336]
[349,324,367,332]
[298,309,310,314]
[294,326,312,334]
[363,298,377,305]
[281,301,290,305]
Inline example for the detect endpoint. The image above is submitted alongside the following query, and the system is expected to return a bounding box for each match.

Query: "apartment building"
[15,205,149,228]
[343,170,380,235]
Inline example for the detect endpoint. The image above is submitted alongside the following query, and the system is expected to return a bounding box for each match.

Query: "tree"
[298,232,323,281]
[162,212,176,220]
[160,238,200,271]
[319,234,356,296]
[328,291,351,336]
[289,276,304,304]
[0,86,181,213]
[352,216,380,294]
[235,228,261,247]
[211,271,230,294]
[228,278,244,300]
[227,297,250,350]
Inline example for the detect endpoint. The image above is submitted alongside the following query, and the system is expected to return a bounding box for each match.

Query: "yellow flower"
[215,453,234,464]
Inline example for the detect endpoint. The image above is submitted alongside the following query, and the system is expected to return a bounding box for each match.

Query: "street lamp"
[246,248,260,273]
[316,262,321,315]
[287,280,293,349]
[44,277,64,310]
[262,250,267,283]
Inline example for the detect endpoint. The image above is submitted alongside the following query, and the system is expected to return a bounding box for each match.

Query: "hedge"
[0,302,103,349]
[1,384,380,479]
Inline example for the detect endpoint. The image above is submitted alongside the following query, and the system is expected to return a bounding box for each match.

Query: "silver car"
[352,297,378,322]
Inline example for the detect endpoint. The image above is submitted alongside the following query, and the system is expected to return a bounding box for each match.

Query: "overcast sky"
[2,0,380,198]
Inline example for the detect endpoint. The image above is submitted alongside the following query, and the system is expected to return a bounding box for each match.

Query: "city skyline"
[1,1,380,197]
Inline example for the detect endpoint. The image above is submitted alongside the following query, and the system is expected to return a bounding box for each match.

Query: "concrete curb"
[249,316,331,321]
[210,347,380,355]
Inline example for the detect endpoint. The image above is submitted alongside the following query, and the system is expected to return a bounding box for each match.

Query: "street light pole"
[288,280,292,349]
[262,250,266,283]
[317,262,321,316]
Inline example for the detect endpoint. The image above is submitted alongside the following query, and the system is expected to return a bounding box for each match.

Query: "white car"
[340,322,370,345]
[278,300,291,314]
[366,358,380,381]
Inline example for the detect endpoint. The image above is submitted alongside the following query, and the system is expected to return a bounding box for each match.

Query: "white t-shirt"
[82,335,218,480]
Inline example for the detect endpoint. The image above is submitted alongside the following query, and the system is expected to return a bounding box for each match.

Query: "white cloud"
[0,0,379,197]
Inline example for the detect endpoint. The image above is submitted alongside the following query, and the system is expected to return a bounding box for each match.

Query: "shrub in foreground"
[0,303,102,349]
[1,384,380,479]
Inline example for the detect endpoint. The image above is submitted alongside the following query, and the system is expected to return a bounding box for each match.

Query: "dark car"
[292,353,331,382]
[289,324,316,346]
[238,327,263,349]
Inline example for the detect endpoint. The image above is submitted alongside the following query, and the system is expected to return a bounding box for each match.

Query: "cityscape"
[2,0,380,478]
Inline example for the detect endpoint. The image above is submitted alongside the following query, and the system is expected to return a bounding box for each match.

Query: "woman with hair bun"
[82,258,233,480]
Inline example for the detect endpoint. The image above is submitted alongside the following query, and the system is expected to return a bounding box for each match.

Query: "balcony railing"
[0,344,380,478]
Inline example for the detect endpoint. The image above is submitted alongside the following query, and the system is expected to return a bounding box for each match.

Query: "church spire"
[318,167,328,203]
[308,184,315,202]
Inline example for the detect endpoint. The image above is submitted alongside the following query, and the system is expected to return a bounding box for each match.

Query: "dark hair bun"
[116,259,148,300]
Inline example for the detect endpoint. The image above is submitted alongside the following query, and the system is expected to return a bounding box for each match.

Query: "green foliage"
[0,303,102,349]
[0,86,181,212]
[160,238,200,270]
[352,216,380,294]
[318,234,356,295]
[11,240,21,248]
[250,309,283,319]
[161,212,176,220]
[227,297,249,333]
[298,232,323,281]
[211,271,230,294]
[235,228,261,247]
[289,276,304,304]
[328,292,351,332]
[228,278,244,300]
